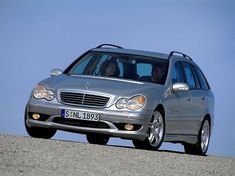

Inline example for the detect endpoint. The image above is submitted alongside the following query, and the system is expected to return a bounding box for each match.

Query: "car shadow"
[28,136,186,155]
[106,144,185,155]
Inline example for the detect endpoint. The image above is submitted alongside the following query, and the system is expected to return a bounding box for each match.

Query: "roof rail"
[168,51,193,61]
[96,44,123,49]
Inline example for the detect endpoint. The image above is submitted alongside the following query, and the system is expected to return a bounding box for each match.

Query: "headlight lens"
[116,95,146,110]
[127,95,146,110]
[33,84,55,101]
[116,98,129,109]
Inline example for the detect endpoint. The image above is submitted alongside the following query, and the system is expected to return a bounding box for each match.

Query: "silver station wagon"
[25,44,214,155]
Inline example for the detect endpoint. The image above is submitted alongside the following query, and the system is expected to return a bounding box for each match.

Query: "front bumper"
[26,99,153,141]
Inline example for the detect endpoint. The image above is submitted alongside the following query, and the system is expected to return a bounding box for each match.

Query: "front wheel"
[184,118,210,156]
[86,133,110,145]
[24,109,56,139]
[133,109,165,150]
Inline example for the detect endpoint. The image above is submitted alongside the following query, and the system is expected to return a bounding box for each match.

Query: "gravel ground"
[0,133,234,176]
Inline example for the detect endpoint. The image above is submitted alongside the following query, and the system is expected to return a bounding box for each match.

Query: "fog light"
[124,124,134,131]
[32,113,40,120]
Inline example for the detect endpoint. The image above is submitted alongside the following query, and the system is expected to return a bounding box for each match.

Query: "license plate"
[61,110,100,121]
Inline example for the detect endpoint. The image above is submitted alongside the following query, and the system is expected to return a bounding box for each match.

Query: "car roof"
[91,48,169,60]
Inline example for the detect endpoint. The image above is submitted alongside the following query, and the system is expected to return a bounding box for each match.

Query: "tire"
[86,133,110,145]
[133,109,165,150]
[184,118,210,156]
[24,109,56,139]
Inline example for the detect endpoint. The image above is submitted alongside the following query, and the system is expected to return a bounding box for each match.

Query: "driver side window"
[181,62,196,89]
[172,61,184,83]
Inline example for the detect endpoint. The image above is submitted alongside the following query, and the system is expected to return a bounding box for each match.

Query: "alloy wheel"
[148,111,164,147]
[201,119,210,153]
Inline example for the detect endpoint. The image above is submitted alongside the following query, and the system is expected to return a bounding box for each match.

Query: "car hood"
[42,74,162,97]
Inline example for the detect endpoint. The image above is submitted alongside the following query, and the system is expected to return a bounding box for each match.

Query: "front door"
[165,61,192,135]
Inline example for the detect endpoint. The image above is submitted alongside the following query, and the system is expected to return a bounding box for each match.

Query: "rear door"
[191,65,211,132]
[181,62,203,135]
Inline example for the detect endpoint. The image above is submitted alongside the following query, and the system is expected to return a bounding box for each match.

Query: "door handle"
[201,96,205,101]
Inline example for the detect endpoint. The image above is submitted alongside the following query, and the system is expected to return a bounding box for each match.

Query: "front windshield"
[66,52,169,85]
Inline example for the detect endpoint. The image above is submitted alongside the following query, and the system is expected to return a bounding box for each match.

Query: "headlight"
[116,95,146,110]
[116,98,129,109]
[33,84,55,101]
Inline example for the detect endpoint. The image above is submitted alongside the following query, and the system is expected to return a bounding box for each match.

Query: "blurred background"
[1,0,235,157]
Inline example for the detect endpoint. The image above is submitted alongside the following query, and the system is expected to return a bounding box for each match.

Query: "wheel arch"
[154,104,165,118]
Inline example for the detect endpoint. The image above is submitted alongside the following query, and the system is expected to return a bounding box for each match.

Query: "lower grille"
[60,92,110,107]
[52,117,110,129]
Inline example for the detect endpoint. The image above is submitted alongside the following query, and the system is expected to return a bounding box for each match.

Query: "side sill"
[164,134,198,144]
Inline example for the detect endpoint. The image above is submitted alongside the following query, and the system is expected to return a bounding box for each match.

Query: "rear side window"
[193,66,210,90]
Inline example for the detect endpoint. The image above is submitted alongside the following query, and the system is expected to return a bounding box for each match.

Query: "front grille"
[52,117,110,129]
[60,92,110,107]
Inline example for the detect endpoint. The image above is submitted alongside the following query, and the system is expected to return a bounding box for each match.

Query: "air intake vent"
[60,92,109,107]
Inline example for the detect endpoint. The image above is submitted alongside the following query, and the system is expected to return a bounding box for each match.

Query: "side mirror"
[172,83,189,93]
[50,68,63,77]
